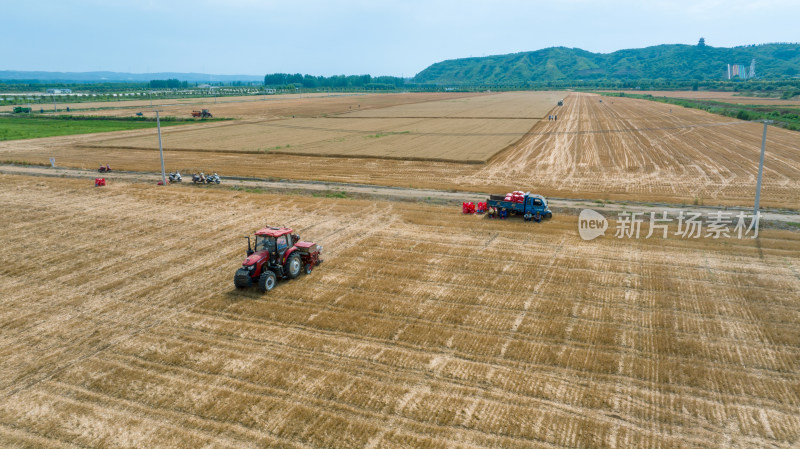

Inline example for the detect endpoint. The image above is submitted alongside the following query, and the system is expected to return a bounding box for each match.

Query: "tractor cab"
[252,227,297,260]
[521,194,551,218]
[253,234,275,253]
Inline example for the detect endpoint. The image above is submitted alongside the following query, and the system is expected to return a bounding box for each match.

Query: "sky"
[2,0,798,77]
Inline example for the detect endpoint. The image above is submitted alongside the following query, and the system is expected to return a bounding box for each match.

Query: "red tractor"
[234,226,323,292]
[191,109,213,118]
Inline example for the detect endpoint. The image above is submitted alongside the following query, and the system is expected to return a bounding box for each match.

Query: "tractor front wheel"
[258,270,277,292]
[234,268,252,289]
[304,263,313,275]
[285,253,302,279]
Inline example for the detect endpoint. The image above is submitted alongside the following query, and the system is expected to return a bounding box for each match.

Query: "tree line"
[264,73,406,90]
[148,79,189,89]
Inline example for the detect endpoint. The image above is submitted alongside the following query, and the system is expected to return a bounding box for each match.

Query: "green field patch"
[0,116,190,141]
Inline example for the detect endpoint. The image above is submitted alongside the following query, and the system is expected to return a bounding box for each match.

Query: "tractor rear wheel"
[285,253,302,279]
[258,270,276,292]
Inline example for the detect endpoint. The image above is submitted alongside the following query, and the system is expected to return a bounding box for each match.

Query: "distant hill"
[414,43,800,85]
[0,70,263,83]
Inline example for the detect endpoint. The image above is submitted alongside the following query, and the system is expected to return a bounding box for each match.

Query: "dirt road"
[3,164,798,227]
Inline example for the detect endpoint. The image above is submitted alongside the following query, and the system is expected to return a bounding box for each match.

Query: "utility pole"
[53,95,57,113]
[156,111,166,186]
[753,120,772,229]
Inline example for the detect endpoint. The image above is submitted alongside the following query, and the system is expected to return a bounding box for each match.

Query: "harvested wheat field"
[0,174,799,448]
[1,91,799,208]
[608,91,800,106]
[90,116,534,162]
[0,92,486,120]
[342,91,564,118]
[458,92,800,208]
[80,92,561,162]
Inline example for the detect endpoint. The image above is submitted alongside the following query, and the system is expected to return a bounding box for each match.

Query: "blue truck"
[486,192,552,220]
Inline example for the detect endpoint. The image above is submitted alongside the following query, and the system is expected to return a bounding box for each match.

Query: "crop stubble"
[0,92,798,208]
[605,91,800,106]
[460,92,800,208]
[0,175,798,448]
[90,116,534,162]
[0,92,487,120]
[78,91,556,163]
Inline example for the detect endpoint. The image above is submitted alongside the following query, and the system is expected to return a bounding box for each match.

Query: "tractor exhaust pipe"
[244,236,254,256]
